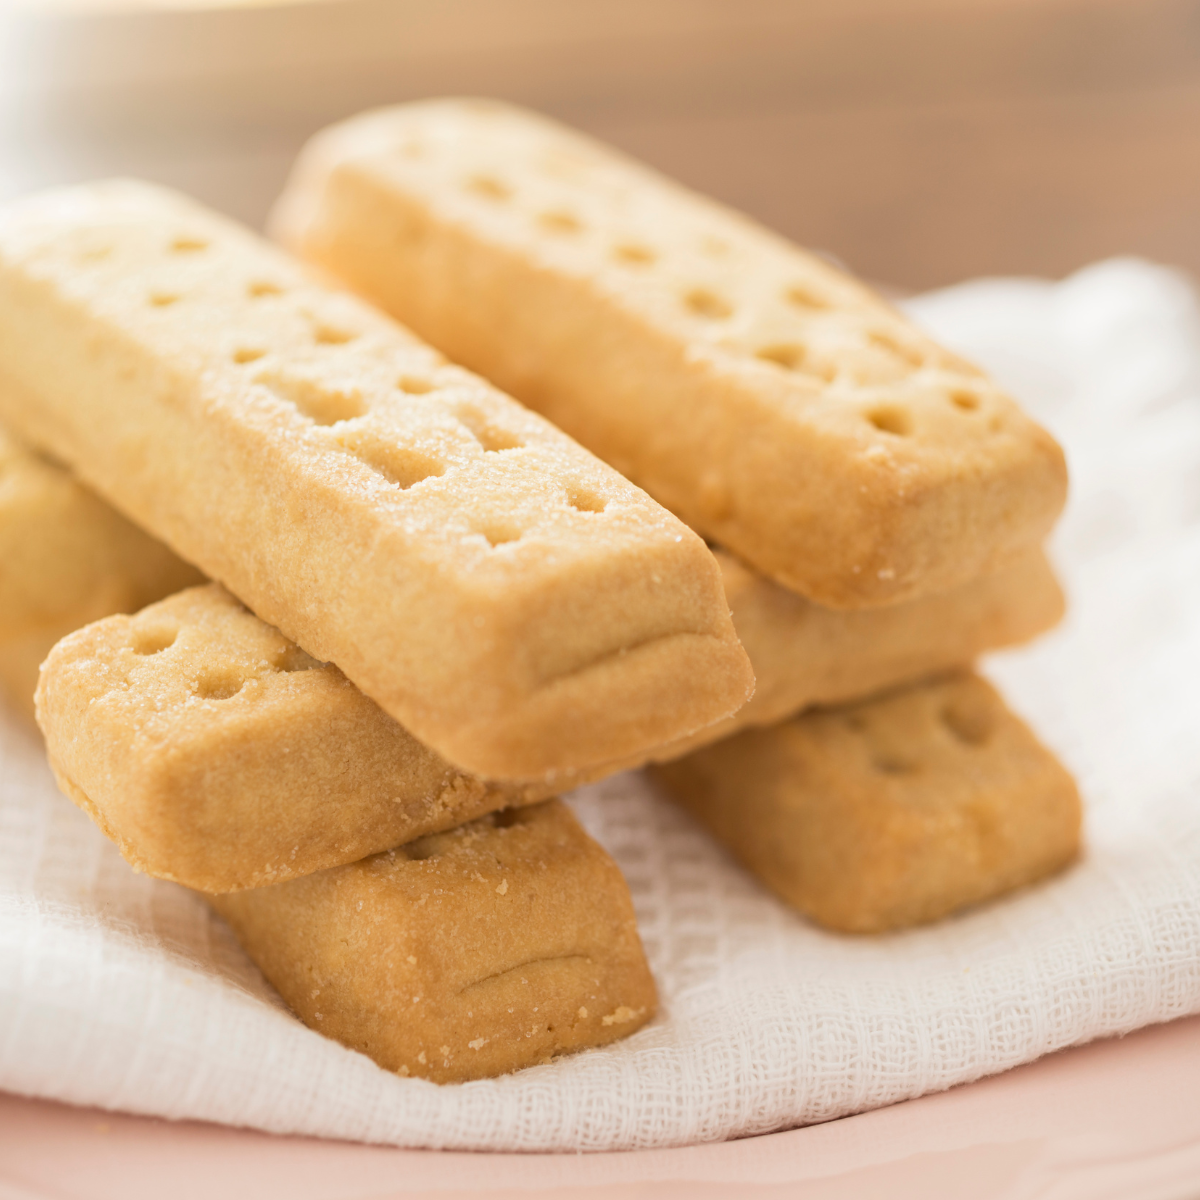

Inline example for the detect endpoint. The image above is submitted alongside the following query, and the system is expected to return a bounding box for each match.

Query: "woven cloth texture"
[2,258,1199,1151]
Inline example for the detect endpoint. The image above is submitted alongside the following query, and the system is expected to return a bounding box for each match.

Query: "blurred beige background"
[1,0,1197,289]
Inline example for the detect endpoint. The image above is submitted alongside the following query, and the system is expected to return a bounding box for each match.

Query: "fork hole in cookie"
[476,522,523,548]
[950,389,980,412]
[131,624,178,656]
[348,444,445,490]
[612,242,657,267]
[397,376,436,395]
[313,324,358,346]
[454,405,525,452]
[538,210,583,235]
[291,390,365,425]
[247,281,284,299]
[465,174,511,201]
[784,284,829,311]
[170,236,209,254]
[148,292,180,308]
[194,667,248,701]
[868,330,925,369]
[941,700,994,746]
[867,406,913,437]
[683,288,732,320]
[756,344,804,370]
[259,373,367,426]
[756,344,834,380]
[565,487,606,514]
[232,347,268,365]
[756,346,839,383]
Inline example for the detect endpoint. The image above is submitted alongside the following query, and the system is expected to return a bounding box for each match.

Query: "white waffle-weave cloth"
[2,257,1199,1151]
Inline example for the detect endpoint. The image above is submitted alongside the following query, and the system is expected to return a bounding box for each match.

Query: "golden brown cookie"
[209,799,657,1082]
[0,422,203,716]
[274,98,1067,609]
[0,179,753,781]
[651,672,1082,932]
[37,584,557,892]
[685,544,1064,749]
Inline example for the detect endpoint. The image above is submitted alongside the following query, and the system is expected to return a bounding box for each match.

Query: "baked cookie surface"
[685,544,1065,748]
[275,98,1067,608]
[0,179,753,780]
[37,584,557,892]
[652,672,1082,932]
[210,799,658,1082]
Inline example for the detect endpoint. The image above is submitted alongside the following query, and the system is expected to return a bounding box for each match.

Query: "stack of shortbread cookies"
[0,99,1080,1082]
[272,99,1081,935]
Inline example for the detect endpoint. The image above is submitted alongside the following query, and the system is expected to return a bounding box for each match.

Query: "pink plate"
[2,1013,1199,1200]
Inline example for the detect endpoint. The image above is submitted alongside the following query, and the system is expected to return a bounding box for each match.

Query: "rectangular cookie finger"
[208,799,658,1082]
[37,584,555,893]
[0,420,203,716]
[651,672,1082,932]
[0,179,753,782]
[695,543,1064,746]
[274,98,1067,609]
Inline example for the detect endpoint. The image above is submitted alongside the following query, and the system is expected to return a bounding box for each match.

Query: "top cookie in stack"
[272,97,1067,611]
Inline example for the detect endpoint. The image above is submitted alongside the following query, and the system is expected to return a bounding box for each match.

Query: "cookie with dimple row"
[31,543,1064,890]
[209,799,658,1083]
[274,97,1067,609]
[651,672,1082,932]
[0,179,753,781]
[4,422,1063,761]
[37,584,557,893]
[0,421,203,716]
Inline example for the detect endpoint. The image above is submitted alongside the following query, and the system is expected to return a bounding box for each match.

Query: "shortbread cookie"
[273,98,1068,608]
[689,544,1064,748]
[33,555,1063,892]
[0,422,202,715]
[652,672,1081,932]
[0,180,753,781]
[37,585,557,892]
[209,799,657,1082]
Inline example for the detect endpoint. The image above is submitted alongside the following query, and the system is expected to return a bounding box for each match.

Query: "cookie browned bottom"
[652,672,1082,933]
[656,545,1064,757]
[208,800,657,1082]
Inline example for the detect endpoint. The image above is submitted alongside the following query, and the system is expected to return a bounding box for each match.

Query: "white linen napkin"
[2,258,1198,1151]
